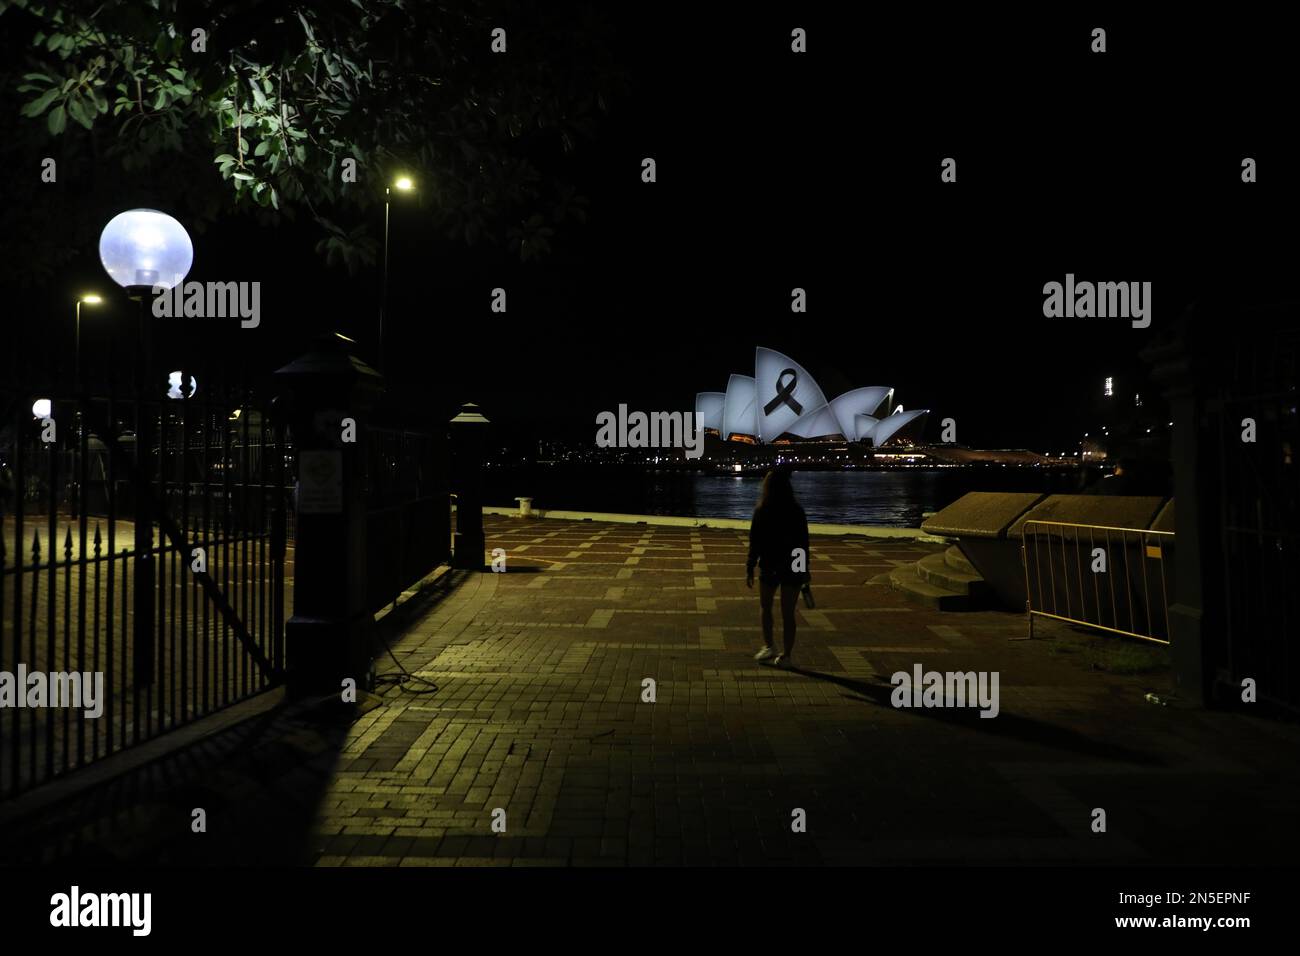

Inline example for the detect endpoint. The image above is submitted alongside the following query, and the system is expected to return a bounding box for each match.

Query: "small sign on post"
[298,450,343,514]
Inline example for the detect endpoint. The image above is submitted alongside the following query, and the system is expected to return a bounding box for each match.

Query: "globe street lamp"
[166,371,198,400]
[98,210,193,654]
[380,176,415,372]
[98,208,193,293]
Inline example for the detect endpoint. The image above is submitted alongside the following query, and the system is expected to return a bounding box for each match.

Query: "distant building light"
[1104,376,1114,397]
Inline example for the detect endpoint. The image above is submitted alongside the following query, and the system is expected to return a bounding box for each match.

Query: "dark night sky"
[6,8,1296,450]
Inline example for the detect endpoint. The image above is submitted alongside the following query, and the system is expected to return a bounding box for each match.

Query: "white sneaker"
[753,646,776,662]
[774,654,794,669]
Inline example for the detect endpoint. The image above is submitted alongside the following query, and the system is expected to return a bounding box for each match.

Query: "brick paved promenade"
[4,515,1299,866]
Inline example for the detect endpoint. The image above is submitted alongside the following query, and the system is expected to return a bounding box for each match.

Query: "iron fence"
[363,422,450,612]
[1,362,289,799]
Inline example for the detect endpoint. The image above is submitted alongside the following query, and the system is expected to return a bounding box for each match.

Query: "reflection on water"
[484,467,1090,527]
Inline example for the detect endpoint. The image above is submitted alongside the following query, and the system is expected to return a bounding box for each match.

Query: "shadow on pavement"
[792,667,1163,766]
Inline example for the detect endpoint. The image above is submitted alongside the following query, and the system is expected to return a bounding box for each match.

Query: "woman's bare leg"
[759,577,777,648]
[780,582,799,657]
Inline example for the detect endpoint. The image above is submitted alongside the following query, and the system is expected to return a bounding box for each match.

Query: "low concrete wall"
[481,505,946,542]
[922,491,1175,611]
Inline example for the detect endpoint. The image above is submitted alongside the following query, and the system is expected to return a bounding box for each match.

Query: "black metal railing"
[1,358,289,799]
[362,422,449,612]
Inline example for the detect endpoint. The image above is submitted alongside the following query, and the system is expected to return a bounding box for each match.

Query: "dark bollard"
[450,403,490,569]
[275,334,383,698]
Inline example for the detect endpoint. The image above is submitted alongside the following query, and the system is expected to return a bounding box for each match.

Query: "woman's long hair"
[756,468,798,516]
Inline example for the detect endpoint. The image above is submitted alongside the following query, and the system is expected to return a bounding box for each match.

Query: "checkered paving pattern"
[308,517,1300,866]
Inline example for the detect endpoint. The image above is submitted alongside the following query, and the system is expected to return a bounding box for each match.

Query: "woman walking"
[746,468,809,668]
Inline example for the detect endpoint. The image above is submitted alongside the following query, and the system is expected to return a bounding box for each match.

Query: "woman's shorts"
[759,569,804,588]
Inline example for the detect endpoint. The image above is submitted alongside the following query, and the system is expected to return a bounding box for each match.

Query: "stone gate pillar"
[275,333,383,696]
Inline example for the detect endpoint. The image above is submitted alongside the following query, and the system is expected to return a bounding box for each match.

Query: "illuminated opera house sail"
[695,347,929,445]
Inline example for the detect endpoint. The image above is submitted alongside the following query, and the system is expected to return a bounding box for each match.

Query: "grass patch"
[1039,620,1171,674]
[1085,640,1169,675]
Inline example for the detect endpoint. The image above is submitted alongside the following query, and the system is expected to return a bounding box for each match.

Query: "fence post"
[450,403,489,569]
[274,334,383,697]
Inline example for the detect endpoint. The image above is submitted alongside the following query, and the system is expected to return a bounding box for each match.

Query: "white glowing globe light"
[99,208,193,290]
[167,372,198,400]
[31,398,52,419]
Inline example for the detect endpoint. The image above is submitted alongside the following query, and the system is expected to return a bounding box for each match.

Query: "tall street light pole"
[380,175,414,373]
[98,208,193,687]
[74,293,102,397]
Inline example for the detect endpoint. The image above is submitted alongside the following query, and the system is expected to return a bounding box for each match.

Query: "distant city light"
[1104,377,1114,397]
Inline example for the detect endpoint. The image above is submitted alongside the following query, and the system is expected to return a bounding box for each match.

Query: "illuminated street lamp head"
[167,371,198,400]
[98,208,193,291]
[393,176,414,192]
[32,398,52,419]
[80,294,103,305]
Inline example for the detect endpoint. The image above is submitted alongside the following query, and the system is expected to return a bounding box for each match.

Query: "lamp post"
[74,294,102,396]
[380,176,414,372]
[98,208,193,686]
[450,402,490,569]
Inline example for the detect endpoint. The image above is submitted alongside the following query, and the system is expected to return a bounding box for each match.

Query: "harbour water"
[483,467,1092,527]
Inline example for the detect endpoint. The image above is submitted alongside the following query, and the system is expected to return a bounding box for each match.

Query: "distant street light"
[380,175,416,372]
[32,398,52,420]
[74,293,102,395]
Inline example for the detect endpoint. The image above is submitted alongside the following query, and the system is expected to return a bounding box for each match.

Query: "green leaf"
[47,103,66,134]
[67,96,93,129]
[231,171,255,181]
[254,139,270,157]
[165,67,187,82]
[214,153,236,163]
[153,88,168,110]
[20,88,60,117]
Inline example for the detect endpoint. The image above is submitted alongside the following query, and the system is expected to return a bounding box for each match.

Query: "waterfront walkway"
[4,516,1299,866]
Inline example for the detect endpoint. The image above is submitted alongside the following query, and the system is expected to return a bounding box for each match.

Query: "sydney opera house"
[695,347,929,446]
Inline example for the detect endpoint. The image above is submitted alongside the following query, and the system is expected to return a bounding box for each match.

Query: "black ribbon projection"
[763,368,803,416]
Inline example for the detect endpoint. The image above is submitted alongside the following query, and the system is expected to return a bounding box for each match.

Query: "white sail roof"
[695,392,725,432]
[722,374,757,441]
[870,408,929,446]
[827,386,892,438]
[755,347,829,443]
